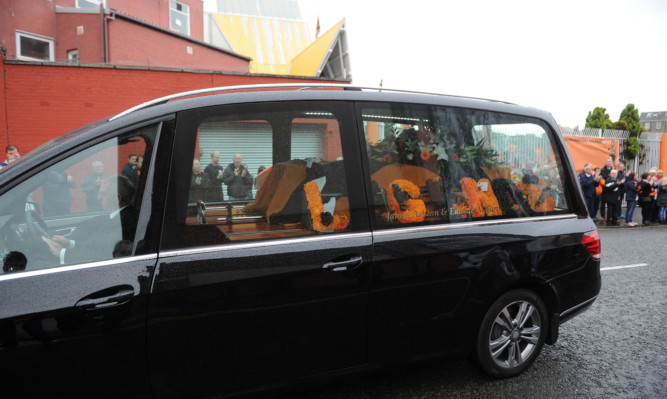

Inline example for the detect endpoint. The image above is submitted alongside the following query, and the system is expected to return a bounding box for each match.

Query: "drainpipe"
[101,5,116,64]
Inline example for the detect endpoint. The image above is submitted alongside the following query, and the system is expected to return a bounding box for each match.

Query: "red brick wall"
[0,59,342,154]
[0,0,58,60]
[108,17,247,72]
[107,0,204,40]
[55,13,104,64]
[2,0,207,62]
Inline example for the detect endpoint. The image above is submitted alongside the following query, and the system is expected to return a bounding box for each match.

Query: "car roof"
[0,84,556,188]
[111,83,552,123]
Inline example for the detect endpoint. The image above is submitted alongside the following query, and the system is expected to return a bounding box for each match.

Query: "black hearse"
[0,84,601,397]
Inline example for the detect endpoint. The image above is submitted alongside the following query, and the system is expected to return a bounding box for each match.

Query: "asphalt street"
[278,225,667,399]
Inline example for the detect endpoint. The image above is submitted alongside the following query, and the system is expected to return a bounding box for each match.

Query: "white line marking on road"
[600,263,649,271]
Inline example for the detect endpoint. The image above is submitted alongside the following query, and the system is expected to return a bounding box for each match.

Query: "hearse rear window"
[361,103,570,227]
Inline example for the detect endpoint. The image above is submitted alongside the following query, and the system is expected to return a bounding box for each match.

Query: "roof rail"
[110,83,511,121]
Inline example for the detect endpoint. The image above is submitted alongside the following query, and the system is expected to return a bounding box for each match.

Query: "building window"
[68,50,79,64]
[644,122,651,130]
[16,31,54,61]
[656,122,662,130]
[76,0,104,8]
[170,0,190,36]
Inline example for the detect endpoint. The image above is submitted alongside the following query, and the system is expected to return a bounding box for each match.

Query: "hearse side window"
[179,107,351,246]
[361,103,571,228]
[0,125,157,273]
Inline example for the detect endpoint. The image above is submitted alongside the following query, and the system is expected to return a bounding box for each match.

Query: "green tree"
[614,104,645,161]
[614,104,643,137]
[585,107,613,131]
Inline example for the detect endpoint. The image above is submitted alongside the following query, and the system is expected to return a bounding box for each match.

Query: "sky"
[209,0,667,129]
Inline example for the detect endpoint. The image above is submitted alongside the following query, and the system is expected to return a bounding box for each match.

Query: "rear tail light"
[581,230,601,260]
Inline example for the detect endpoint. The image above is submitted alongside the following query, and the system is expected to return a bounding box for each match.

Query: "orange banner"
[564,136,620,172]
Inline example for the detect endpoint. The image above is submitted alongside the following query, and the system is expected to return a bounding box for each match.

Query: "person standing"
[638,172,655,226]
[121,153,138,186]
[222,153,253,201]
[601,169,621,226]
[204,151,224,202]
[0,145,20,170]
[615,162,626,219]
[623,172,640,226]
[190,159,208,203]
[598,158,613,222]
[657,176,667,224]
[578,163,600,219]
[81,161,107,211]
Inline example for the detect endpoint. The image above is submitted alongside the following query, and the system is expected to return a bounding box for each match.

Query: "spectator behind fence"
[599,158,613,222]
[624,172,640,226]
[657,176,667,224]
[578,163,600,218]
[616,163,626,219]
[601,169,621,226]
[638,172,655,226]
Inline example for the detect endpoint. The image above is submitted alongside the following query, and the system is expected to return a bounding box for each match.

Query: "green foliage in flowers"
[368,124,500,171]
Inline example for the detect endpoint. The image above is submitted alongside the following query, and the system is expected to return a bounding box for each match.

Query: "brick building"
[0,0,347,154]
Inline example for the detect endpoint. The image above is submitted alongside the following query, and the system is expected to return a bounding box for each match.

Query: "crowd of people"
[190,152,255,203]
[578,157,667,226]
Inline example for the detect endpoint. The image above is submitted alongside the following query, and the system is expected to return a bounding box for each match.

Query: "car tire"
[475,289,548,378]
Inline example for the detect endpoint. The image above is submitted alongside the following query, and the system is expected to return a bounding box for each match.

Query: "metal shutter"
[198,121,324,198]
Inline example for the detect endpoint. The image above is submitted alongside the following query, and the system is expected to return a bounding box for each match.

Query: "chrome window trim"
[372,214,579,238]
[0,254,158,282]
[158,232,373,259]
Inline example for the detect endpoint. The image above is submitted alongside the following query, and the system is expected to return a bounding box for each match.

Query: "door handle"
[75,287,135,310]
[322,255,363,272]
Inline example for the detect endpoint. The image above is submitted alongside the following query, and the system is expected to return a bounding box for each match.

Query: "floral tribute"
[516,174,555,213]
[303,181,350,232]
[458,177,503,218]
[383,179,426,223]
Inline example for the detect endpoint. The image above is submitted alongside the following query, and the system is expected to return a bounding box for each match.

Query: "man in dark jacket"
[204,151,224,202]
[602,169,621,226]
[222,153,253,201]
[578,163,600,218]
[599,158,613,221]
[615,162,626,219]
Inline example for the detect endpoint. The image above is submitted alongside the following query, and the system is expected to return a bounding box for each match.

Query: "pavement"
[593,205,666,229]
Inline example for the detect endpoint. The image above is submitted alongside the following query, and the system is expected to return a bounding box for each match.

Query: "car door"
[0,120,171,398]
[147,100,372,398]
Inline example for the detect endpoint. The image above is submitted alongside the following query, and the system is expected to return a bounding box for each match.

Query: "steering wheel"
[25,209,52,240]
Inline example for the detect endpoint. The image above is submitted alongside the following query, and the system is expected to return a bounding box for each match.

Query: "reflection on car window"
[362,104,570,228]
[0,124,158,274]
[175,106,350,248]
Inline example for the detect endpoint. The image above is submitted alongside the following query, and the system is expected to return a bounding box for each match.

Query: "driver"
[41,175,137,264]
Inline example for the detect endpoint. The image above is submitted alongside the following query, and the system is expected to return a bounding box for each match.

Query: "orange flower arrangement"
[385,179,425,223]
[516,175,555,213]
[460,178,486,218]
[477,178,503,216]
[458,178,503,218]
[420,150,431,161]
[382,154,393,163]
[304,181,350,231]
